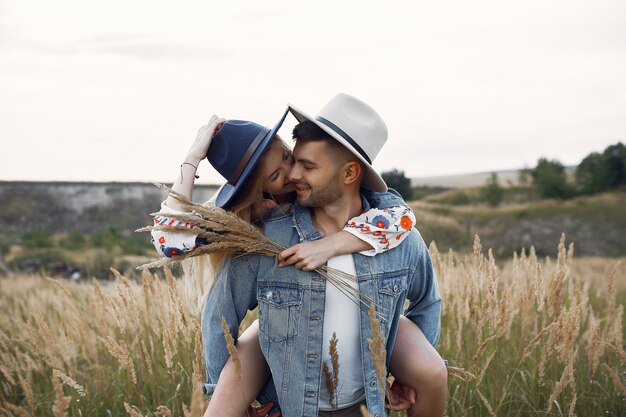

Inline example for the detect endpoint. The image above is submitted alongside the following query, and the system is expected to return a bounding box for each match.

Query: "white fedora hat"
[288,93,388,192]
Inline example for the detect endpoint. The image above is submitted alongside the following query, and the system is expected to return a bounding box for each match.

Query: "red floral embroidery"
[400,215,413,231]
[159,236,166,244]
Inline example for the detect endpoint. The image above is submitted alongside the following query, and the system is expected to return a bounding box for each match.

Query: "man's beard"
[296,174,342,208]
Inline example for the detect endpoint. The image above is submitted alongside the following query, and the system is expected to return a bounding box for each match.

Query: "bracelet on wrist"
[180,162,199,183]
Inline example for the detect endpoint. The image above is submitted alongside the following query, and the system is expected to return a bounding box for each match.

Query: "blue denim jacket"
[201,190,441,417]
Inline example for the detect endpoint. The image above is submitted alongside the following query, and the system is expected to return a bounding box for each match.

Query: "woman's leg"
[204,320,270,417]
[389,316,448,417]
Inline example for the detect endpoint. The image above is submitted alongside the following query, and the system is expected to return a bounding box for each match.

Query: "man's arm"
[201,255,259,395]
[404,231,442,347]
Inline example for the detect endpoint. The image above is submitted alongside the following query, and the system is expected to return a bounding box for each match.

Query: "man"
[202,94,443,416]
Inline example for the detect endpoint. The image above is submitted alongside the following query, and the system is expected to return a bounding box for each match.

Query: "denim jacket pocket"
[257,284,303,343]
[377,275,407,324]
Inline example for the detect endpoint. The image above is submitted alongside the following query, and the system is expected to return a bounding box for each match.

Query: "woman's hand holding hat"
[185,115,225,165]
[165,115,225,212]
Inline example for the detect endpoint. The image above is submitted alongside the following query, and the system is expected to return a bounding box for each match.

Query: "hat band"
[228,127,269,185]
[316,116,372,164]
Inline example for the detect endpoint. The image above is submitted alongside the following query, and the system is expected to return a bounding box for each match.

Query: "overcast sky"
[1,0,624,184]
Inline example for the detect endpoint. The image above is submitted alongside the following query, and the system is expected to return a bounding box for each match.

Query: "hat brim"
[287,104,388,192]
[214,108,290,208]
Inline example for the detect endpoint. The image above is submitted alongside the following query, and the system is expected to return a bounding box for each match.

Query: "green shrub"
[532,158,574,199]
[59,231,87,250]
[90,227,121,250]
[440,190,471,205]
[411,186,449,200]
[481,173,504,207]
[22,229,53,248]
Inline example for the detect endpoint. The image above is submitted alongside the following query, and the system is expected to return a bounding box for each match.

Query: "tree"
[381,169,413,201]
[576,152,605,194]
[602,142,626,187]
[482,173,503,207]
[575,142,626,194]
[531,158,573,199]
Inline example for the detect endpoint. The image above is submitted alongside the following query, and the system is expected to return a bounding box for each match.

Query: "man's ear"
[343,161,363,185]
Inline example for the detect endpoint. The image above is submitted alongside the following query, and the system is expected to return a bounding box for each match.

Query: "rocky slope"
[0,181,219,236]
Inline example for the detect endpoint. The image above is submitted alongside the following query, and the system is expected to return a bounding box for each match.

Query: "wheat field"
[0,235,624,417]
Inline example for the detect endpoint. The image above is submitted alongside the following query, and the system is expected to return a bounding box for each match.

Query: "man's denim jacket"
[201,190,441,417]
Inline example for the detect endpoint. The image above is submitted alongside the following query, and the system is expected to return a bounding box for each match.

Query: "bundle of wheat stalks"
[136,183,384,317]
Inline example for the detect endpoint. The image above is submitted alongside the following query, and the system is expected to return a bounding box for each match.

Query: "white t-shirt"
[318,254,365,411]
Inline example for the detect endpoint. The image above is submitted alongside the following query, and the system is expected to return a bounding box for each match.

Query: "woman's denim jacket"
[201,190,441,417]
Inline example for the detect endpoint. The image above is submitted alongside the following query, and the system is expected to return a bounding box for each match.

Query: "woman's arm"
[278,203,416,270]
[151,116,223,256]
[165,115,223,211]
[343,205,416,255]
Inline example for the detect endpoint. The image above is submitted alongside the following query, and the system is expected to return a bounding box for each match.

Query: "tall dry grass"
[0,268,207,417]
[0,234,623,416]
[431,234,624,417]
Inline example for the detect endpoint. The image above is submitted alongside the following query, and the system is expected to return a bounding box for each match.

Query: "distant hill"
[410,191,626,257]
[0,181,219,236]
[411,167,576,188]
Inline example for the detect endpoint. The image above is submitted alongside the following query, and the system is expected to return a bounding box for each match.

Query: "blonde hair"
[183,136,290,313]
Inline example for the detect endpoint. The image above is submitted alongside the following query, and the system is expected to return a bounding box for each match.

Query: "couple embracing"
[152,93,446,417]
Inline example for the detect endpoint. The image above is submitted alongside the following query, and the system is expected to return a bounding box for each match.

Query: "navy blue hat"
[208,108,289,208]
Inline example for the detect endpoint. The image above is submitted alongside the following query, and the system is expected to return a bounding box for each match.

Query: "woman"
[153,113,447,416]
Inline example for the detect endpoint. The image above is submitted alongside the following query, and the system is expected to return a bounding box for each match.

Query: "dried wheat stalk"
[322,362,335,409]
[124,402,145,417]
[155,406,172,417]
[368,304,387,399]
[446,366,475,382]
[5,404,33,417]
[98,336,137,385]
[52,371,71,417]
[52,369,86,397]
[603,362,626,396]
[220,315,242,383]
[323,332,340,409]
[477,389,497,417]
[220,315,246,414]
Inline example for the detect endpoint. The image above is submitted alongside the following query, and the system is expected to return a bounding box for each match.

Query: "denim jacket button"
[311,315,321,321]
[393,284,398,292]
[370,380,376,387]
[307,353,319,359]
